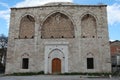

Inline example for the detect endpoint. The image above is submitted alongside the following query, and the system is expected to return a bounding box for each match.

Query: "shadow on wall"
[0,63,5,74]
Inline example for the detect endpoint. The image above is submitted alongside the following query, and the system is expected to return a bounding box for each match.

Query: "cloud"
[0,0,74,24]
[0,2,9,8]
[14,0,120,26]
[15,0,73,7]
[0,0,73,28]
[1,0,120,29]
[0,2,10,27]
[0,10,10,20]
[110,39,116,42]
[0,10,10,27]
[107,3,120,25]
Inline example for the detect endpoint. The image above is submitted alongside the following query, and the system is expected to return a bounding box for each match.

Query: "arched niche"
[41,12,75,39]
[81,14,97,38]
[19,15,35,39]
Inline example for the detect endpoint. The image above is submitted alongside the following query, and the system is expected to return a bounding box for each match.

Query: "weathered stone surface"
[5,2,111,74]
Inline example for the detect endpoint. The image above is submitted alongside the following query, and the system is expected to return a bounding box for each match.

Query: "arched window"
[41,12,74,39]
[19,15,35,39]
[81,14,97,38]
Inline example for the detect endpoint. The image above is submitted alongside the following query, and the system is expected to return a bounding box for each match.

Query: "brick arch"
[20,13,36,22]
[19,15,35,39]
[41,12,75,39]
[80,11,98,20]
[41,10,75,25]
[81,13,97,38]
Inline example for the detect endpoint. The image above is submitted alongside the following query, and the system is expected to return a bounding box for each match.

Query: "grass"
[5,71,111,77]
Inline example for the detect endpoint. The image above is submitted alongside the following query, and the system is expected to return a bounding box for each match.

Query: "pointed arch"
[48,48,64,58]
[81,14,97,38]
[21,53,30,69]
[41,12,75,39]
[47,48,65,73]
[86,52,94,58]
[19,15,35,39]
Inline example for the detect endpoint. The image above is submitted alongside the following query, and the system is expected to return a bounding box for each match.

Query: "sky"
[0,0,120,41]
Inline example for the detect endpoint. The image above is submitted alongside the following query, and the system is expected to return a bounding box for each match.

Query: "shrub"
[11,71,44,76]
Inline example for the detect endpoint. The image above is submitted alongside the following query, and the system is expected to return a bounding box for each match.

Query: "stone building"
[5,2,111,74]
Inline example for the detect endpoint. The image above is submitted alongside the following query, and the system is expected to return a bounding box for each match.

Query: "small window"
[22,58,29,69]
[87,58,94,69]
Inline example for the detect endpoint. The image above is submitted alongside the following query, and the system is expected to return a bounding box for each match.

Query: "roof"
[110,40,120,46]
[11,2,107,9]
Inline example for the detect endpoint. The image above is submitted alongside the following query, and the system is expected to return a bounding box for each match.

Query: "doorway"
[52,58,61,73]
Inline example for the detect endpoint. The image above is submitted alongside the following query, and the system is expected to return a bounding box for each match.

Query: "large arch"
[81,14,97,38]
[41,12,75,39]
[19,15,35,39]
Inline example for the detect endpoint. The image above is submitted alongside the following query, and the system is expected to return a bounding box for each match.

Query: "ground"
[0,75,119,80]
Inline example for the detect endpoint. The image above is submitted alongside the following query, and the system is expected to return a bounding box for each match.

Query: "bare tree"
[0,34,8,67]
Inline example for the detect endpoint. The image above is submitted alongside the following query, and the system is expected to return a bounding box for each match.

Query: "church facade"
[5,2,111,74]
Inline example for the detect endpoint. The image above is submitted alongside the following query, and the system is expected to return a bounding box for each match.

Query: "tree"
[0,34,8,67]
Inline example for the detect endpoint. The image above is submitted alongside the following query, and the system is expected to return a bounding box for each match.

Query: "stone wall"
[5,3,111,74]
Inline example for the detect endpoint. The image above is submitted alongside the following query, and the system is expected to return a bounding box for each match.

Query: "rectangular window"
[22,58,29,69]
[87,58,94,69]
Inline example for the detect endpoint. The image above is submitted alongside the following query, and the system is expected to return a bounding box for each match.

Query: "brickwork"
[81,14,96,38]
[41,12,74,38]
[19,15,35,39]
[110,41,120,56]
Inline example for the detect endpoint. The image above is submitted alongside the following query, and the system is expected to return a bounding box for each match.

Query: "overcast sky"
[0,0,120,41]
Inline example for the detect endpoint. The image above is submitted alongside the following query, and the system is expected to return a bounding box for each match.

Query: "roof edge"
[11,4,107,10]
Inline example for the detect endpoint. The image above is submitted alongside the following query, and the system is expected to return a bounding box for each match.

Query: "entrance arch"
[44,44,69,74]
[52,58,61,73]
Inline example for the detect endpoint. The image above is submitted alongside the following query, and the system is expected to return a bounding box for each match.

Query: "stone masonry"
[5,2,111,74]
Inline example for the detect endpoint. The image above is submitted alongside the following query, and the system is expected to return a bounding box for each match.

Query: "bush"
[60,72,111,76]
[11,71,44,76]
